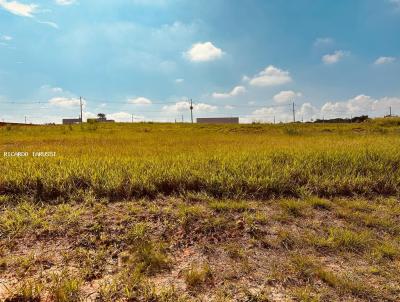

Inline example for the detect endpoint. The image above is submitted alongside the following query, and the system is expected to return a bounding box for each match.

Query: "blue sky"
[0,0,399,123]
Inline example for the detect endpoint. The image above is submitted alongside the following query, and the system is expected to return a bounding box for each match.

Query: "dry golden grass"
[1,120,400,301]
[1,120,400,201]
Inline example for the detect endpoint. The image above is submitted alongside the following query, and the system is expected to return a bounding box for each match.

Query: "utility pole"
[131,114,134,123]
[80,97,83,124]
[274,116,276,124]
[25,116,27,124]
[390,106,392,117]
[181,115,184,123]
[190,99,194,124]
[292,101,296,123]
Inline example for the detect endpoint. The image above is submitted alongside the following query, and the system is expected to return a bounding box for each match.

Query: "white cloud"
[55,0,76,5]
[37,20,59,29]
[212,86,246,99]
[40,85,66,95]
[49,97,84,107]
[51,87,63,93]
[242,75,250,82]
[320,95,399,117]
[253,107,277,117]
[84,111,144,122]
[374,56,396,65]
[185,42,224,62]
[128,97,153,105]
[225,105,234,110]
[251,103,317,122]
[322,50,349,64]
[41,85,63,93]
[250,95,400,123]
[314,37,334,47]
[175,78,184,84]
[163,101,217,113]
[273,90,302,104]
[0,35,12,41]
[195,103,218,112]
[298,103,319,120]
[0,0,37,17]
[249,65,292,87]
[107,112,145,122]
[0,1,58,28]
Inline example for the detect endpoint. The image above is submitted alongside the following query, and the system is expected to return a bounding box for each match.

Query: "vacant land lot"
[1,120,400,301]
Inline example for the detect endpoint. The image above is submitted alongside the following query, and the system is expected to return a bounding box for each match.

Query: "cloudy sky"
[0,0,399,123]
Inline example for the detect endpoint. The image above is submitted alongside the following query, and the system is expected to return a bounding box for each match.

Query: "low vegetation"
[1,120,400,201]
[1,120,400,301]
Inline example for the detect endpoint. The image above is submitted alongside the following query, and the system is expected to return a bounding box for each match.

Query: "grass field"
[1,120,400,301]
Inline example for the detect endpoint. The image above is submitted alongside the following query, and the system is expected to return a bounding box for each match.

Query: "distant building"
[62,118,81,125]
[197,117,239,124]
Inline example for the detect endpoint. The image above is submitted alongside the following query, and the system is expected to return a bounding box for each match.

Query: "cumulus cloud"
[320,95,400,117]
[49,97,84,107]
[249,65,292,87]
[55,0,76,5]
[322,50,349,64]
[175,78,184,84]
[251,95,400,123]
[163,101,217,113]
[185,42,224,62]
[0,0,58,28]
[298,103,319,119]
[0,0,37,17]
[212,86,246,99]
[252,103,317,122]
[273,90,302,104]
[253,107,277,117]
[374,56,396,65]
[128,97,153,105]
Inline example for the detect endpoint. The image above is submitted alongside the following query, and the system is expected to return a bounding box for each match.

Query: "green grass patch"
[280,199,308,217]
[312,228,374,252]
[307,197,332,210]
